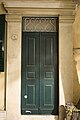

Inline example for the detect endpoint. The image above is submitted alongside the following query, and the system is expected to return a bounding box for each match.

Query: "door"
[21,32,58,115]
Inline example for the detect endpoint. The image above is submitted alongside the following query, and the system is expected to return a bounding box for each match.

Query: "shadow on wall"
[73,60,80,105]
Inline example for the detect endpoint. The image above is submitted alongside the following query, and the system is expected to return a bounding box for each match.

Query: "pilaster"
[6,14,22,120]
[59,15,74,105]
[6,14,22,59]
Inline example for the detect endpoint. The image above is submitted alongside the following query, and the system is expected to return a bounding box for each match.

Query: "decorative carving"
[23,17,57,32]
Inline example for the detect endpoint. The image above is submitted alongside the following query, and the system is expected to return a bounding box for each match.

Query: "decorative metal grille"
[22,17,57,32]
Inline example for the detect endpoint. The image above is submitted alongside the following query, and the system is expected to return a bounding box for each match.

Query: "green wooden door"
[21,32,58,115]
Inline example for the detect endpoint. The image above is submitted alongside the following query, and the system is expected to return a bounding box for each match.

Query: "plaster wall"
[6,18,21,120]
[73,6,80,104]
[0,72,5,110]
[0,0,75,120]
[59,22,73,105]
[5,15,73,120]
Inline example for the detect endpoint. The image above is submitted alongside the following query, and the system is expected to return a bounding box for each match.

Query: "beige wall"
[5,15,74,120]
[0,0,75,120]
[59,20,73,105]
[73,60,80,104]
[73,6,80,104]
[6,15,21,120]
[0,72,5,110]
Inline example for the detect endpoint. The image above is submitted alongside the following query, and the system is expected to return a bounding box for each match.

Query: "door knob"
[24,95,27,99]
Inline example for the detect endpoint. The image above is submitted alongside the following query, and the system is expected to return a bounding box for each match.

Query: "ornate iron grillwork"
[22,17,57,32]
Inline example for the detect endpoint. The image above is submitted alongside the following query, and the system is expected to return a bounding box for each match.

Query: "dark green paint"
[21,32,58,115]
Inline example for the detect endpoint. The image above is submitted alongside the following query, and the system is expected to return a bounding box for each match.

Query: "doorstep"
[0,111,6,120]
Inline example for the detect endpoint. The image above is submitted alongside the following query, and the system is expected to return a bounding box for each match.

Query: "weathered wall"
[59,19,73,105]
[6,14,21,120]
[73,6,80,104]
[0,72,5,110]
[5,15,73,120]
[0,0,75,120]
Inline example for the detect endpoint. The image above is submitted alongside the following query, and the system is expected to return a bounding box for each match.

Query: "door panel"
[40,33,55,114]
[21,32,58,115]
[21,33,40,114]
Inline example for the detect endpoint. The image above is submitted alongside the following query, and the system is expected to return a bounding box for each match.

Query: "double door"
[21,32,58,115]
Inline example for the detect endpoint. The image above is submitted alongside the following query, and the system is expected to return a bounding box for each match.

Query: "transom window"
[22,17,57,32]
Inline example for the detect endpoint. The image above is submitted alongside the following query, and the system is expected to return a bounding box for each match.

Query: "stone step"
[0,111,6,120]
